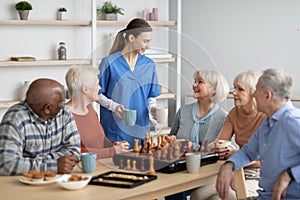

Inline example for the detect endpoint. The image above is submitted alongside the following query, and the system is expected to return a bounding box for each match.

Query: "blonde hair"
[65,66,99,96]
[233,70,262,109]
[193,69,229,103]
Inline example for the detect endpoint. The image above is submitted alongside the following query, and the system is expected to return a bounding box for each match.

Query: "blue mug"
[78,153,97,173]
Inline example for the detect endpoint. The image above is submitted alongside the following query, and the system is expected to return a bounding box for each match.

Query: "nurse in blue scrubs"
[98,18,160,148]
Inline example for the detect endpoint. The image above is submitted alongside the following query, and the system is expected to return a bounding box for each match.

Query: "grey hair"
[65,65,99,96]
[193,69,229,103]
[233,70,262,108]
[259,68,292,102]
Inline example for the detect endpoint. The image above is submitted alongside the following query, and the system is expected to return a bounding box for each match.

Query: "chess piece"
[126,159,131,170]
[204,140,209,152]
[161,147,167,160]
[140,158,145,171]
[132,160,137,171]
[199,141,202,153]
[156,135,161,149]
[147,142,152,155]
[119,159,124,169]
[144,132,149,150]
[155,149,162,160]
[173,141,180,158]
[150,135,156,149]
[140,139,146,153]
[147,156,156,175]
[161,135,168,148]
[167,146,174,160]
[133,139,140,153]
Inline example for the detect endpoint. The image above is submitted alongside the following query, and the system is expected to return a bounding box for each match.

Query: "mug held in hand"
[124,109,137,126]
[77,153,97,173]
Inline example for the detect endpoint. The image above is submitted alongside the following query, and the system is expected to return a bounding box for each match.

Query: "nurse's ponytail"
[109,18,152,55]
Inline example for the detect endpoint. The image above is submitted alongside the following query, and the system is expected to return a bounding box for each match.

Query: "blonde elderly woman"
[165,69,230,200]
[191,70,264,200]
[65,66,129,159]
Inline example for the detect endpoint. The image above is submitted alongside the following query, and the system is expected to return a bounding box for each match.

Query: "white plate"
[19,176,57,185]
[56,174,91,190]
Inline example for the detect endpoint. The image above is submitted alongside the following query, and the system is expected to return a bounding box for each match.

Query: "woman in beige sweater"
[191,70,264,200]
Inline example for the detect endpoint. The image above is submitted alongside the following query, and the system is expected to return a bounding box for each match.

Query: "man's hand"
[57,154,79,174]
[216,162,236,200]
[272,170,292,200]
[114,105,124,119]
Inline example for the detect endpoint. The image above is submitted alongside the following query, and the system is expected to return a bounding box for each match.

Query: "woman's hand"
[114,141,130,153]
[114,105,124,119]
[214,140,236,159]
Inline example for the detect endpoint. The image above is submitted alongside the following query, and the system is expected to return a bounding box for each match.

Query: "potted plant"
[97,1,124,21]
[57,7,67,20]
[15,1,32,20]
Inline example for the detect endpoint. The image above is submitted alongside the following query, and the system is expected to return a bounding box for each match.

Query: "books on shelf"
[144,49,172,59]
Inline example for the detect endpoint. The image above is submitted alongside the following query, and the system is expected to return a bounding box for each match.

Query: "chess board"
[112,152,219,174]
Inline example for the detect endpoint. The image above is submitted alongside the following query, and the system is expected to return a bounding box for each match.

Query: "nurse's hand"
[114,105,124,119]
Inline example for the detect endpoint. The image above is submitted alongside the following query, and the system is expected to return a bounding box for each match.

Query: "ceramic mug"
[77,152,97,173]
[124,109,137,126]
[185,152,201,173]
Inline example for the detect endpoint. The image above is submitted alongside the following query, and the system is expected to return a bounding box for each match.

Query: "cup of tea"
[124,109,137,126]
[185,152,201,173]
[156,106,168,124]
[77,152,97,173]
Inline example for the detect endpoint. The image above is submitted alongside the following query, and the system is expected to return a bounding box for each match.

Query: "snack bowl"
[56,174,91,190]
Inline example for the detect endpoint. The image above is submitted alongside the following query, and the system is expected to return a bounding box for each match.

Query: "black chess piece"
[119,159,124,169]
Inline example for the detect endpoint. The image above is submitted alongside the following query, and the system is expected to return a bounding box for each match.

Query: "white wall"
[0,0,170,118]
[181,0,300,109]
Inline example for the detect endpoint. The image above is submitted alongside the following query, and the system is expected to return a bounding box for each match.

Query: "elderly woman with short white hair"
[65,66,129,159]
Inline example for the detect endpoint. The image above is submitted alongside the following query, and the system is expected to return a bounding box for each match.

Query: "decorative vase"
[19,81,30,101]
[18,10,29,20]
[105,13,118,21]
[57,11,66,20]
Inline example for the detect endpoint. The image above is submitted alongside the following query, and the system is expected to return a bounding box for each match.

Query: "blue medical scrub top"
[98,51,160,148]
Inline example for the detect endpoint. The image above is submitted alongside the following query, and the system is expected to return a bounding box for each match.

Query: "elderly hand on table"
[216,161,236,200]
[57,154,79,174]
[114,141,130,154]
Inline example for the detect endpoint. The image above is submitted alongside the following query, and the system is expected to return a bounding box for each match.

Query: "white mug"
[156,106,168,124]
[124,109,137,126]
[185,152,201,173]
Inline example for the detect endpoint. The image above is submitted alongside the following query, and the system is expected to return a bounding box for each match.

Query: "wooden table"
[0,159,224,200]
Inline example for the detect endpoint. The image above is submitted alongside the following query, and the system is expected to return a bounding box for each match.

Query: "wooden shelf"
[97,20,176,26]
[0,20,176,27]
[157,92,176,100]
[152,57,176,63]
[0,100,19,109]
[0,93,175,109]
[0,20,91,26]
[0,59,91,67]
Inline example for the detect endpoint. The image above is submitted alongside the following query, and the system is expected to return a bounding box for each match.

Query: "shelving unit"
[0,1,181,125]
[0,59,90,67]
[0,57,175,68]
[0,20,90,26]
[0,20,176,27]
[0,92,176,109]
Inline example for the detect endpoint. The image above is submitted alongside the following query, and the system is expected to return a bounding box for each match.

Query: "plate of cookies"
[56,174,91,190]
[19,170,57,185]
